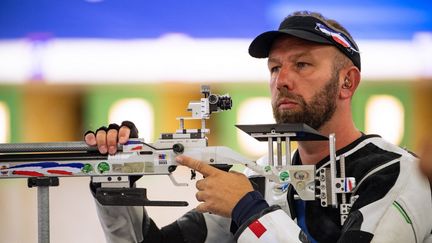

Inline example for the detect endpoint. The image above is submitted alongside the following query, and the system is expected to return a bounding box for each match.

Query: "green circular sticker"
[279,171,289,181]
[82,163,93,173]
[97,162,110,174]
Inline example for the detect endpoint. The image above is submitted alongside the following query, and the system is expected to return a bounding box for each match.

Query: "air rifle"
[0,85,256,207]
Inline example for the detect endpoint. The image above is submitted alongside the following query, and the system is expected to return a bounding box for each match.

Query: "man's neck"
[297,120,362,165]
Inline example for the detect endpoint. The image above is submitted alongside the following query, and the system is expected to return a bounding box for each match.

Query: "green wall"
[84,85,162,138]
[0,86,21,142]
[352,81,413,148]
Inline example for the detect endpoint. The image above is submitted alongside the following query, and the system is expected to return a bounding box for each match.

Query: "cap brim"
[249,29,333,58]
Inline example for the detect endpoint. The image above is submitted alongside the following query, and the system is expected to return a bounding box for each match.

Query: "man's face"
[268,36,340,130]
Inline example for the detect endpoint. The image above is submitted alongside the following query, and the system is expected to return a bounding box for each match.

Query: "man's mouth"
[277,98,298,109]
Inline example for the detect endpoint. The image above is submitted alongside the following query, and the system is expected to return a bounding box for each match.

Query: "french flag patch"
[344,177,356,192]
[248,219,267,238]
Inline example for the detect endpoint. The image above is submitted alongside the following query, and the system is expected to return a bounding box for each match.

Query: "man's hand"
[176,155,254,218]
[84,121,138,155]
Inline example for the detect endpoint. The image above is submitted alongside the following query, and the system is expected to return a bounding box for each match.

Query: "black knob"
[173,143,184,154]
[168,165,177,173]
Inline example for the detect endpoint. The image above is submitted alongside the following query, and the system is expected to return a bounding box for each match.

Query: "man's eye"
[296,62,309,69]
[270,66,280,73]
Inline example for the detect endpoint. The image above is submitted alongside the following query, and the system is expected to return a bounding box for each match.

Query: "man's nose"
[275,67,294,91]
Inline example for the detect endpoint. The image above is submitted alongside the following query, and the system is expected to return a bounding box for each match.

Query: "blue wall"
[0,0,431,39]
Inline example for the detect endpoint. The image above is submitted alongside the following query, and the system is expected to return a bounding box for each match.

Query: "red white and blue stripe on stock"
[1,162,83,177]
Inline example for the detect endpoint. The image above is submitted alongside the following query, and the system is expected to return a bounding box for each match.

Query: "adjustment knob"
[173,143,184,154]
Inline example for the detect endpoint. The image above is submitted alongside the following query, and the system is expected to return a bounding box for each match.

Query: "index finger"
[176,155,219,177]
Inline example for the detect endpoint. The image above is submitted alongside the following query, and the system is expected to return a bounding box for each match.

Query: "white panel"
[0,40,32,82]
[0,33,431,83]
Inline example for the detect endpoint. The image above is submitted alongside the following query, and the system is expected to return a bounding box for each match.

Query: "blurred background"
[0,0,431,242]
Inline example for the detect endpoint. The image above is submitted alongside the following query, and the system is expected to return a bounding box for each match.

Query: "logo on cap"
[315,23,358,54]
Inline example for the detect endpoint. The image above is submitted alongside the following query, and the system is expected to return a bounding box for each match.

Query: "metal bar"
[277,137,282,167]
[329,134,337,207]
[251,133,296,138]
[201,118,205,131]
[268,137,274,167]
[179,118,185,130]
[201,119,206,135]
[0,142,99,153]
[285,137,291,165]
[38,186,49,243]
[340,155,347,204]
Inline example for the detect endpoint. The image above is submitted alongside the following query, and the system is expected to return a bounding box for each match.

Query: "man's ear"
[339,66,361,99]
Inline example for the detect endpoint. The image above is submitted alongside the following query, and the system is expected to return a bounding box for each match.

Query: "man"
[86,11,432,242]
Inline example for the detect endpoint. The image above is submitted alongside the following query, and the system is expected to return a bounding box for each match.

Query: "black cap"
[249,15,361,70]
